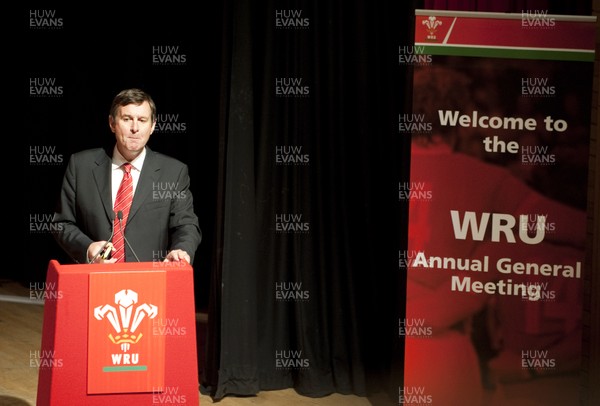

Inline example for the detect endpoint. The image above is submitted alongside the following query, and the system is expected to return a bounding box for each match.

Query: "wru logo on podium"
[94,289,158,353]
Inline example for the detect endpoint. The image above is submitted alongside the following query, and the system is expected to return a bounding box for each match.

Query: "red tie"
[112,163,133,262]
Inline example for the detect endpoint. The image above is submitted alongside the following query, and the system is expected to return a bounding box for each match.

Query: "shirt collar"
[112,146,146,172]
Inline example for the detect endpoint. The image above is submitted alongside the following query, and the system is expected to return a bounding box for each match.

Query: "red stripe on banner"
[415,13,597,50]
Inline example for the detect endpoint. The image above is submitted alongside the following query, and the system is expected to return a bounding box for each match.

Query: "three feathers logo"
[94,289,158,352]
[422,16,443,40]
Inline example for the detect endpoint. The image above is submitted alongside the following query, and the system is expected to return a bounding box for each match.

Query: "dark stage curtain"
[202,0,418,401]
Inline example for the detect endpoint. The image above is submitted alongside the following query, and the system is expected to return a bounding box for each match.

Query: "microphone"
[117,210,140,262]
[90,212,115,263]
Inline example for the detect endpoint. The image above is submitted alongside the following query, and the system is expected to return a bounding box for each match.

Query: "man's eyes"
[121,117,148,123]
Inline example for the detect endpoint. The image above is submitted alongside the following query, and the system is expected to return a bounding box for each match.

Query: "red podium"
[36,260,199,405]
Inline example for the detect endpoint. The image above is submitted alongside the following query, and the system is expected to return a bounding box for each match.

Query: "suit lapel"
[128,147,161,223]
[92,149,114,223]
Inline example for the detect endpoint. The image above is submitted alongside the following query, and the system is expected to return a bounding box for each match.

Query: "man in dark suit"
[52,88,201,264]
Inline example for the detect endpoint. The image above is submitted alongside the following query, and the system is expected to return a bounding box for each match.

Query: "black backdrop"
[23,5,223,309]
[203,0,413,401]
[20,1,593,404]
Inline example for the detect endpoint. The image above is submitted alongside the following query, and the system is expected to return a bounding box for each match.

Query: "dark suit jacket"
[52,146,201,264]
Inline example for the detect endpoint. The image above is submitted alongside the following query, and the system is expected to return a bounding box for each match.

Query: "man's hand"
[164,249,191,264]
[87,241,116,264]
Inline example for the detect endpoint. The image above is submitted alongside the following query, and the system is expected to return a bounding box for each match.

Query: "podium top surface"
[47,259,193,274]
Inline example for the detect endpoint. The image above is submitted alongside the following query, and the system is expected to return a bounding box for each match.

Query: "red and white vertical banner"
[401,10,596,405]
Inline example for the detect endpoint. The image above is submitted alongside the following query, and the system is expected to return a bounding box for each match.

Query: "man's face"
[109,101,155,161]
